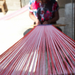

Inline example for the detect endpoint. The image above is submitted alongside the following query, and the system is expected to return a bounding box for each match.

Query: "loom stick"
[31,24,66,27]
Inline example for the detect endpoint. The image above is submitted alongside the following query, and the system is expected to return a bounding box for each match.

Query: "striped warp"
[0,5,28,20]
[0,25,75,75]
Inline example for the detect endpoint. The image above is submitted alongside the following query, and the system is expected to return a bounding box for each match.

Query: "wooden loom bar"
[31,24,66,27]
[0,25,75,75]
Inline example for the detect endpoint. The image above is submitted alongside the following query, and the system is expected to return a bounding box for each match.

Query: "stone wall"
[6,0,30,10]
[64,3,75,40]
[57,0,71,7]
[6,0,21,10]
[21,0,29,7]
[57,8,65,32]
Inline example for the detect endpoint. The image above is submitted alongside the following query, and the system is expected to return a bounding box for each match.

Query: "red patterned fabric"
[29,0,59,22]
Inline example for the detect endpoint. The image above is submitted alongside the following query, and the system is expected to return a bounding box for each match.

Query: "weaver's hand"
[43,21,49,25]
[36,19,41,26]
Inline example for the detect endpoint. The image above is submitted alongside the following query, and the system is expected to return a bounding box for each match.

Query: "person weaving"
[29,0,62,31]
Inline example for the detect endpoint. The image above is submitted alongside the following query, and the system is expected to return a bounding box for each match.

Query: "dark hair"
[40,0,49,3]
[39,0,56,3]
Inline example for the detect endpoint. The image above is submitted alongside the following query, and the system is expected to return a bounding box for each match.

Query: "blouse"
[29,0,59,23]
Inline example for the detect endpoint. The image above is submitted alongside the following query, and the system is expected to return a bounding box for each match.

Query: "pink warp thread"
[0,25,75,75]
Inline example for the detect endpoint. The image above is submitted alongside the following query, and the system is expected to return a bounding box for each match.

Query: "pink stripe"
[0,5,28,20]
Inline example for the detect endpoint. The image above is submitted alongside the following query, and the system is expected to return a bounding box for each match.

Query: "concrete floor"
[0,10,34,55]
